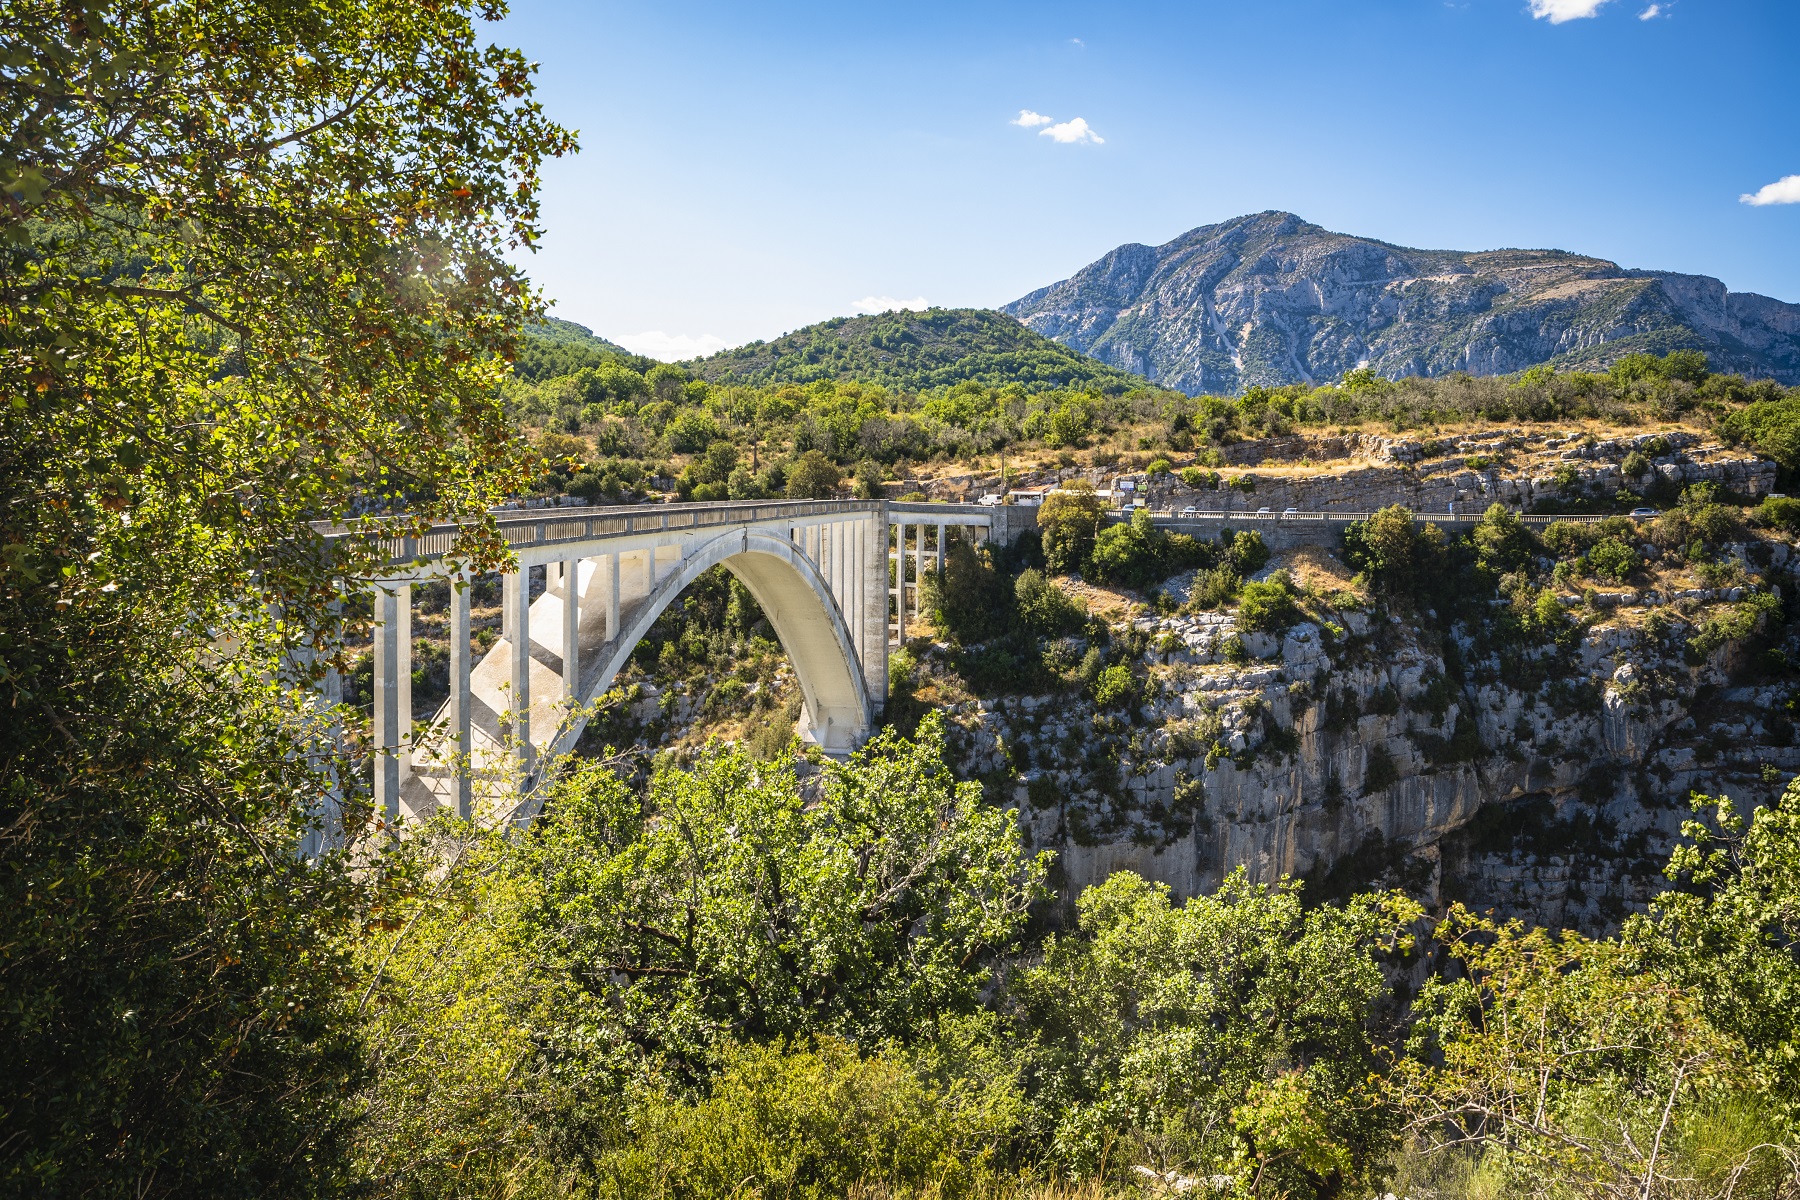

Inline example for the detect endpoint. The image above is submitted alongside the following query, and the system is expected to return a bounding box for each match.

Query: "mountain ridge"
[1002,211,1800,395]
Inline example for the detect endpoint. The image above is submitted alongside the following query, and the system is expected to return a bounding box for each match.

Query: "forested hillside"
[682,307,1147,391]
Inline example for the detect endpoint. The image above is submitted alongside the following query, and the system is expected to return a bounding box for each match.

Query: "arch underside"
[403,527,874,823]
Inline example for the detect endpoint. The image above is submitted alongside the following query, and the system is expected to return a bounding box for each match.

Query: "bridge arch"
[552,527,872,762]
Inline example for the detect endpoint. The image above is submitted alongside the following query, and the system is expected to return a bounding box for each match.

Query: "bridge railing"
[1143,509,1616,526]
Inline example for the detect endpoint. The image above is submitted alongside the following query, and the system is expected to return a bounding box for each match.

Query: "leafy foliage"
[2,0,570,1194]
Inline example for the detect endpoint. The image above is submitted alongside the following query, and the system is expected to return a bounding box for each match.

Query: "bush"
[1191,564,1242,610]
[602,1037,1018,1200]
[1227,528,1270,575]
[1014,569,1084,636]
[1541,519,1598,559]
[1622,449,1650,478]
[1237,570,1301,633]
[1343,506,1446,599]
[1091,663,1135,707]
[1584,537,1640,583]
[1755,494,1800,533]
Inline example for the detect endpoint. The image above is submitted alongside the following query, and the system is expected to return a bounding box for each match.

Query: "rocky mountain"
[1002,211,1800,395]
[685,307,1147,393]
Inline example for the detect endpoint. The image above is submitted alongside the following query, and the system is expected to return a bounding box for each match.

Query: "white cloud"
[852,295,930,314]
[1012,109,1053,128]
[1638,3,1661,17]
[1040,116,1104,145]
[1528,0,1611,22]
[614,330,732,361]
[1069,37,1085,48]
[1740,175,1800,206]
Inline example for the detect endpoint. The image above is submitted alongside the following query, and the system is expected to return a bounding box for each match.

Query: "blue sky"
[493,0,1799,360]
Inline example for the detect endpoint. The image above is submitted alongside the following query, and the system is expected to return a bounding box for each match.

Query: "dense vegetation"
[504,327,1800,512]
[682,307,1147,392]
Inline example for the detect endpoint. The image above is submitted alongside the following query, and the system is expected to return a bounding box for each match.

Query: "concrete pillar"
[398,584,412,782]
[561,557,580,708]
[449,571,472,820]
[505,568,533,783]
[914,523,925,621]
[373,582,402,822]
[893,521,905,644]
[607,553,621,641]
[864,509,889,702]
[936,522,946,578]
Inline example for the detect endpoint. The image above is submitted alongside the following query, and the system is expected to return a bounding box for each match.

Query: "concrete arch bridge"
[332,499,1026,826]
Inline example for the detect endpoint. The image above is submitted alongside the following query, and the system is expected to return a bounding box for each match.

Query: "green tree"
[1470,503,1534,573]
[1038,481,1106,574]
[533,715,1049,1077]
[785,449,843,498]
[926,540,1012,643]
[1011,871,1421,1189]
[1,1,572,1193]
[1344,506,1446,600]
[1237,571,1301,633]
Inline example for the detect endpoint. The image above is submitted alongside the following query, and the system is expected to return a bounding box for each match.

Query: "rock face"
[1001,212,1800,395]
[946,556,1800,933]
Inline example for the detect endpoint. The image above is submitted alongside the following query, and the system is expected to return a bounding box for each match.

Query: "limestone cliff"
[1001,212,1800,395]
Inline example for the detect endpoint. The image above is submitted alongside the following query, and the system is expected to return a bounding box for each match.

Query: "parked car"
[1629,507,1659,519]
[977,493,1003,506]
[1181,505,1198,516]
[1282,507,1298,518]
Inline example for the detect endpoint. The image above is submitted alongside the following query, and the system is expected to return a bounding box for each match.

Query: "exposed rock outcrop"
[1002,212,1800,395]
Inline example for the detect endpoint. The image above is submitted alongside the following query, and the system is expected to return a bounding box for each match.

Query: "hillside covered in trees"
[678,307,1149,392]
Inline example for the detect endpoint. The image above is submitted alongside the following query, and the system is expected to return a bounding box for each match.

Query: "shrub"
[1191,564,1242,610]
[1237,571,1301,633]
[1147,457,1172,476]
[926,541,1012,643]
[1227,528,1271,575]
[603,1037,1017,1200]
[1471,504,1533,573]
[1014,569,1084,636]
[1622,449,1651,479]
[1541,519,1597,559]
[1584,537,1640,583]
[1363,745,1400,794]
[1343,506,1446,599]
[1756,494,1800,534]
[1181,466,1221,489]
[1091,663,1135,707]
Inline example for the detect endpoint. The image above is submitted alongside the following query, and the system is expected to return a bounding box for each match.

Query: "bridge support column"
[862,508,888,704]
[936,522,945,577]
[892,520,905,644]
[373,581,410,823]
[914,524,925,621]
[560,557,580,710]
[449,571,472,820]
[606,552,620,641]
[503,568,533,787]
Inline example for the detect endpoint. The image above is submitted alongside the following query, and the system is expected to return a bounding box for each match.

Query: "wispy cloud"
[1528,0,1611,22]
[1068,37,1085,48]
[852,295,930,314]
[1740,175,1800,206]
[1012,109,1054,128]
[614,330,731,361]
[1040,116,1104,145]
[1638,3,1661,17]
